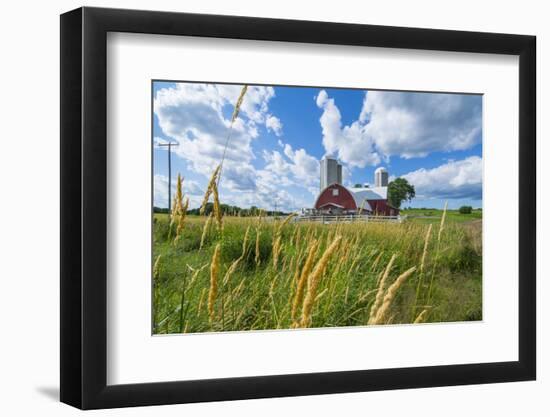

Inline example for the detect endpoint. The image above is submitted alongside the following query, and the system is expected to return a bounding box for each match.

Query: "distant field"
[403,208,482,225]
[152,211,482,335]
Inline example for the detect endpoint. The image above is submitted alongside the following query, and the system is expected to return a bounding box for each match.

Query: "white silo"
[320,157,343,190]
[374,167,389,187]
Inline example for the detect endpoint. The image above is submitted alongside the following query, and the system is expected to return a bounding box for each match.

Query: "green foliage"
[186,202,286,217]
[387,177,416,208]
[153,206,170,214]
[459,205,473,214]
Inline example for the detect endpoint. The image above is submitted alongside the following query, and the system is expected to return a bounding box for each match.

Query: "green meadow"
[152,211,482,335]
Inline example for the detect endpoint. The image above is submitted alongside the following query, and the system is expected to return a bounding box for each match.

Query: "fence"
[294,214,406,224]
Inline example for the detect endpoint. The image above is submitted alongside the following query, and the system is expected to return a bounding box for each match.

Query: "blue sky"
[153,81,482,211]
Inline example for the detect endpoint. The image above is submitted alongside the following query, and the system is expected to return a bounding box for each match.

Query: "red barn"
[314,183,399,216]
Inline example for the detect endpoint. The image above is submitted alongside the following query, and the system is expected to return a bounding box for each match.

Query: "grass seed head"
[208,244,221,321]
[199,213,213,250]
[153,255,161,281]
[300,236,342,327]
[200,165,221,215]
[291,239,318,323]
[371,266,417,325]
[231,85,248,123]
[414,309,430,324]
[369,253,398,322]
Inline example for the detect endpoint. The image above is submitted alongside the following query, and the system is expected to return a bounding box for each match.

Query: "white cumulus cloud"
[155,83,318,211]
[262,142,319,189]
[315,89,482,167]
[154,83,275,191]
[315,90,380,168]
[265,115,283,136]
[361,91,482,159]
[402,156,482,200]
[153,174,204,208]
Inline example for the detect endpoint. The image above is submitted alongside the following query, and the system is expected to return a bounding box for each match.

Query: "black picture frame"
[60,6,536,410]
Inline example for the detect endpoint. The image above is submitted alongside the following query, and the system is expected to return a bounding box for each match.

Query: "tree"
[459,205,473,214]
[354,183,363,188]
[387,178,415,208]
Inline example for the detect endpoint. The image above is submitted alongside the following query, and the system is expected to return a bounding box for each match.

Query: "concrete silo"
[374,167,389,187]
[320,157,343,190]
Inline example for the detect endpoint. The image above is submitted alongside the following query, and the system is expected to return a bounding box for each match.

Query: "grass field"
[152,210,482,334]
[403,208,482,225]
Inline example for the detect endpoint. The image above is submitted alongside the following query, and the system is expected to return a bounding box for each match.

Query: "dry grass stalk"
[272,235,282,268]
[197,288,207,317]
[294,226,302,247]
[171,174,184,223]
[419,224,433,276]
[208,244,221,321]
[188,263,208,287]
[315,288,328,303]
[427,201,448,303]
[370,266,417,325]
[282,252,290,273]
[413,223,433,316]
[438,201,448,243]
[222,257,241,287]
[414,309,429,324]
[174,197,189,244]
[269,274,278,297]
[222,226,250,286]
[358,289,378,304]
[232,277,246,297]
[231,85,248,123]
[153,255,161,281]
[375,269,384,286]
[212,183,223,230]
[241,225,251,257]
[216,86,249,188]
[271,215,294,269]
[290,226,299,247]
[255,229,262,266]
[278,212,297,233]
[371,250,384,272]
[199,213,213,251]
[300,236,342,328]
[199,165,221,215]
[346,257,358,277]
[369,253,398,322]
[291,254,302,290]
[291,239,318,323]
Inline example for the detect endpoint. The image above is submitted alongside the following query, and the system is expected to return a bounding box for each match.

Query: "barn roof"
[348,186,388,208]
[318,202,346,209]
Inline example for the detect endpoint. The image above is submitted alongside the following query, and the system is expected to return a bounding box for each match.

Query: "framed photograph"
[60,6,536,409]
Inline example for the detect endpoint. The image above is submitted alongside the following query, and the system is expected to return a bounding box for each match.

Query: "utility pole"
[156,141,179,212]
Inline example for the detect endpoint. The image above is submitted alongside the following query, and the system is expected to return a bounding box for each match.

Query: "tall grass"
[152,214,482,334]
